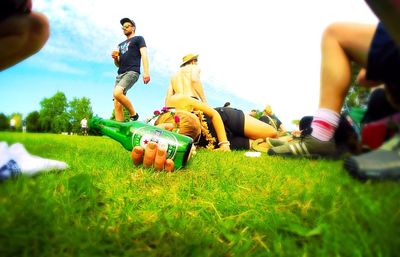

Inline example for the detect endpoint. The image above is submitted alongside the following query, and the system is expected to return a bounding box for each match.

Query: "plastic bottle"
[90,117,193,169]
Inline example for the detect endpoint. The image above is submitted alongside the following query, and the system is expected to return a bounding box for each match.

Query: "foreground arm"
[0,10,49,71]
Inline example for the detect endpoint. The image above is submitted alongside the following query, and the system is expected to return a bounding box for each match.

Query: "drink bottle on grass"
[90,117,193,169]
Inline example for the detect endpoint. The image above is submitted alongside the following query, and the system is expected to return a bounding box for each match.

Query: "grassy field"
[0,132,399,257]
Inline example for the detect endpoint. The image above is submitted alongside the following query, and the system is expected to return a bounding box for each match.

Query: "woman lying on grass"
[132,93,279,171]
[155,94,279,151]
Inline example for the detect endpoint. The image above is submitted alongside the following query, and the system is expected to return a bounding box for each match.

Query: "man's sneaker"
[130,113,139,121]
[251,138,287,152]
[266,138,286,148]
[267,135,339,158]
[344,134,400,180]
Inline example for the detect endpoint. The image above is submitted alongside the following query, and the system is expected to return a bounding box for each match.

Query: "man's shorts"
[0,0,32,22]
[114,71,139,95]
[366,22,400,108]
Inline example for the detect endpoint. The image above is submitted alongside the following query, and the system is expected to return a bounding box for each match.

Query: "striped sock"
[311,108,340,141]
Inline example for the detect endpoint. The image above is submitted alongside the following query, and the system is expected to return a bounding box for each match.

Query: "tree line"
[0,91,94,134]
[1,67,369,134]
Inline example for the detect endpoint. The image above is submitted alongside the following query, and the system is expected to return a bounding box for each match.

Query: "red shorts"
[0,0,32,21]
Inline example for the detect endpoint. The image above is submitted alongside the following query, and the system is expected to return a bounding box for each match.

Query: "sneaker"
[267,135,339,158]
[130,113,139,121]
[344,135,400,180]
[251,138,270,152]
[0,160,21,181]
[266,138,286,147]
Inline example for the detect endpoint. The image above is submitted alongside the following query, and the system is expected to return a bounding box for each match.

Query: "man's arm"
[140,46,150,84]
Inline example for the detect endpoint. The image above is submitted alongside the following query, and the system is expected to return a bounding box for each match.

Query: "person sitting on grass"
[267,21,399,157]
[165,53,208,104]
[267,0,400,180]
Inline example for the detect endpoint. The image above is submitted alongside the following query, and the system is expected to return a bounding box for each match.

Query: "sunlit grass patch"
[0,132,399,257]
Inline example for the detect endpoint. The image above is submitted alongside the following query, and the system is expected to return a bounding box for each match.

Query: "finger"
[154,148,167,171]
[164,159,175,172]
[131,146,144,166]
[143,142,157,168]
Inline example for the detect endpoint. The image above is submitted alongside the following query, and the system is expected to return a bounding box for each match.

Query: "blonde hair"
[155,110,201,140]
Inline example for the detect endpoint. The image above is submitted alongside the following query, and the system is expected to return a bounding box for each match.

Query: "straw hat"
[180,53,199,67]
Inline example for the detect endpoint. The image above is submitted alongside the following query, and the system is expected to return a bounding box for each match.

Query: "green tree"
[0,113,8,130]
[69,97,93,134]
[39,92,70,133]
[26,111,42,132]
[110,107,130,121]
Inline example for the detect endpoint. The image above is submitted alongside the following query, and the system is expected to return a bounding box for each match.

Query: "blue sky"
[0,0,378,129]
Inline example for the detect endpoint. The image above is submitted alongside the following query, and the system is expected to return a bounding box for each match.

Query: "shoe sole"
[267,148,344,160]
[344,156,400,181]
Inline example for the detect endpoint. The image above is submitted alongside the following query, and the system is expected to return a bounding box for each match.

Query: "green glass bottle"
[90,117,193,169]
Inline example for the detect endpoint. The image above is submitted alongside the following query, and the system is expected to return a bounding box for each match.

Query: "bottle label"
[131,126,179,159]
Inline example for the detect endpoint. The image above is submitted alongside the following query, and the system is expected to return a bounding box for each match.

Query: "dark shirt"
[117,36,146,75]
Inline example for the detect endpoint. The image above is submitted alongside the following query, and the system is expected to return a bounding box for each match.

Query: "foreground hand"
[131,142,174,172]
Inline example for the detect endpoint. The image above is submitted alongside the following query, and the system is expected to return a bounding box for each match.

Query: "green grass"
[0,132,399,257]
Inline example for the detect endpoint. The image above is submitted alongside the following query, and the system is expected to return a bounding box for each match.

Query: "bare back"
[166,64,206,103]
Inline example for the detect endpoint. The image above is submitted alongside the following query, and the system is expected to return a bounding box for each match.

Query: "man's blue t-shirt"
[118,36,146,75]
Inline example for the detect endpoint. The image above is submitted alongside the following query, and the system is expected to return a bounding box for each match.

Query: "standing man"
[9,117,16,131]
[80,117,88,136]
[165,53,207,104]
[111,17,150,122]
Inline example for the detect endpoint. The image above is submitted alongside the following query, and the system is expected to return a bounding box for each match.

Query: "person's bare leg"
[0,12,49,71]
[113,87,136,121]
[243,115,278,139]
[319,22,375,112]
[114,99,124,121]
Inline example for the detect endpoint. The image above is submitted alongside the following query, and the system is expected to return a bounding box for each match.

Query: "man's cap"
[180,53,199,67]
[120,18,135,27]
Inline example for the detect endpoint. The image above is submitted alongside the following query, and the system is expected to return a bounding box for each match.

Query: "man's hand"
[131,142,174,172]
[111,50,119,59]
[143,73,150,84]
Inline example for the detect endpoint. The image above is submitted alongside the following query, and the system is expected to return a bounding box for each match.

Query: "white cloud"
[33,0,378,127]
